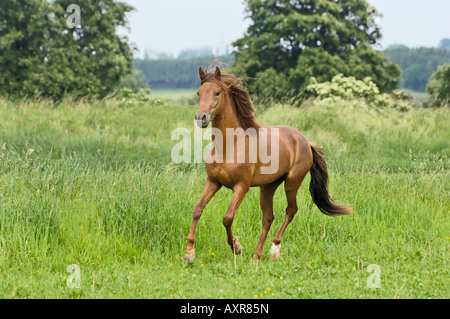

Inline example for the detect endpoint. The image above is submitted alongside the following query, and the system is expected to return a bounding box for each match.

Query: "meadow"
[0,96,448,299]
[152,89,197,106]
[152,89,196,100]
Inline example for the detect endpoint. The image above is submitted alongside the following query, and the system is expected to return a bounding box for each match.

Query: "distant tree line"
[385,43,450,92]
[134,55,234,89]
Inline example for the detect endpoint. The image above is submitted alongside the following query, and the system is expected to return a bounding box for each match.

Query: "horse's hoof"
[251,255,261,264]
[233,243,243,255]
[231,238,243,255]
[269,243,281,261]
[184,252,196,263]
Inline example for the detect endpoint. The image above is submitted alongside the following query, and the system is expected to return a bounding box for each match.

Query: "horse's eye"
[215,91,220,96]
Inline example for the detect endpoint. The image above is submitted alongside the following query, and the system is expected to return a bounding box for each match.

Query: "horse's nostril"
[202,114,207,121]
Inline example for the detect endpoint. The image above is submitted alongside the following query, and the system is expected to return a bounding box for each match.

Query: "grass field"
[0,97,448,298]
[152,89,196,99]
[151,89,197,106]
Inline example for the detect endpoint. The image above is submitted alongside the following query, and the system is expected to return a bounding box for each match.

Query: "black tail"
[309,143,353,216]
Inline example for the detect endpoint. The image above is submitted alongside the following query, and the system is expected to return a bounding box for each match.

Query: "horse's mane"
[200,63,260,131]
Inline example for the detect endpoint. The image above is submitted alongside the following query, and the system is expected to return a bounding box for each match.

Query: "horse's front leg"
[222,184,249,255]
[185,178,221,263]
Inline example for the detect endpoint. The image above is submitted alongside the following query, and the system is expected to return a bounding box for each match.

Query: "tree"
[0,0,135,99]
[232,0,401,100]
[424,64,450,108]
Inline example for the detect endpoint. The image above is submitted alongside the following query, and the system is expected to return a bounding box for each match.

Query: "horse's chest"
[205,163,251,188]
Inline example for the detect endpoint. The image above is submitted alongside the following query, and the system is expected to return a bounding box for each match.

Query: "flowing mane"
[200,64,260,131]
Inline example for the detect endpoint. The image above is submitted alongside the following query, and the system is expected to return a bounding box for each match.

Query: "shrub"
[306,74,413,112]
[307,74,380,100]
[118,69,151,93]
[120,88,166,107]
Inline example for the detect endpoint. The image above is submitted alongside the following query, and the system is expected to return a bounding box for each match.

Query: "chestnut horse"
[184,65,352,263]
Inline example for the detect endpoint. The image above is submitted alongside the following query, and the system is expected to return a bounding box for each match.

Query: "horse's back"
[274,125,314,183]
[267,125,312,160]
[247,125,313,187]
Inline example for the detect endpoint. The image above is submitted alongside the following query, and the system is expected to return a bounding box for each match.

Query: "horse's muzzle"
[195,113,210,128]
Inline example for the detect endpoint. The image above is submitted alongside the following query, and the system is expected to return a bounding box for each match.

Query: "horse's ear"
[214,66,222,80]
[199,66,206,79]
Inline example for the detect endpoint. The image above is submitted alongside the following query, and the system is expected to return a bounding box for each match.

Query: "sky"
[122,0,450,58]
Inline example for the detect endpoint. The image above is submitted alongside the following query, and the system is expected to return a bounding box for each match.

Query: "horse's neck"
[209,96,256,162]
[212,95,240,134]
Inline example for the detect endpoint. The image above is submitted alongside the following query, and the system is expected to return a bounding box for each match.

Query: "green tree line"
[385,46,450,92]
[134,55,234,89]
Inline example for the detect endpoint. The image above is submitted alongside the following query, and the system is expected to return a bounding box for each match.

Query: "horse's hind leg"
[252,179,283,262]
[270,173,306,260]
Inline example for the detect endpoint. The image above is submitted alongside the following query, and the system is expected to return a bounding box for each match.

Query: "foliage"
[120,87,167,107]
[306,74,414,112]
[385,46,450,92]
[134,55,234,89]
[232,0,401,101]
[0,0,135,100]
[307,74,380,100]
[424,64,450,108]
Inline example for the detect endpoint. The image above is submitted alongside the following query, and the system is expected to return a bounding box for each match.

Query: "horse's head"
[195,66,225,128]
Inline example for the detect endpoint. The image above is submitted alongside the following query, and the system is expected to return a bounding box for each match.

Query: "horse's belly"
[205,161,289,189]
[249,162,290,187]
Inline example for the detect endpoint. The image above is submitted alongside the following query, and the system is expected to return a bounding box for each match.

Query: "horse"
[184,65,353,263]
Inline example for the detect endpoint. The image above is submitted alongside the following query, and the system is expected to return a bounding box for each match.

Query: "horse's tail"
[309,142,353,216]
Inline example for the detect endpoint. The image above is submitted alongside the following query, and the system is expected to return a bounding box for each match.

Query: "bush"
[306,74,413,112]
[120,88,166,107]
[307,74,379,100]
[118,69,151,93]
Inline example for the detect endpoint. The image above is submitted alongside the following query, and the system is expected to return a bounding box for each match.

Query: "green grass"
[152,89,196,99]
[0,97,448,298]
[152,89,197,106]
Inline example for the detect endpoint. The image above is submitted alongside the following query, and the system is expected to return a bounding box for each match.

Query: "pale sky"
[122,0,450,58]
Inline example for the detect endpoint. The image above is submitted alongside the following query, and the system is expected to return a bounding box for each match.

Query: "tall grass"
[0,97,448,298]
